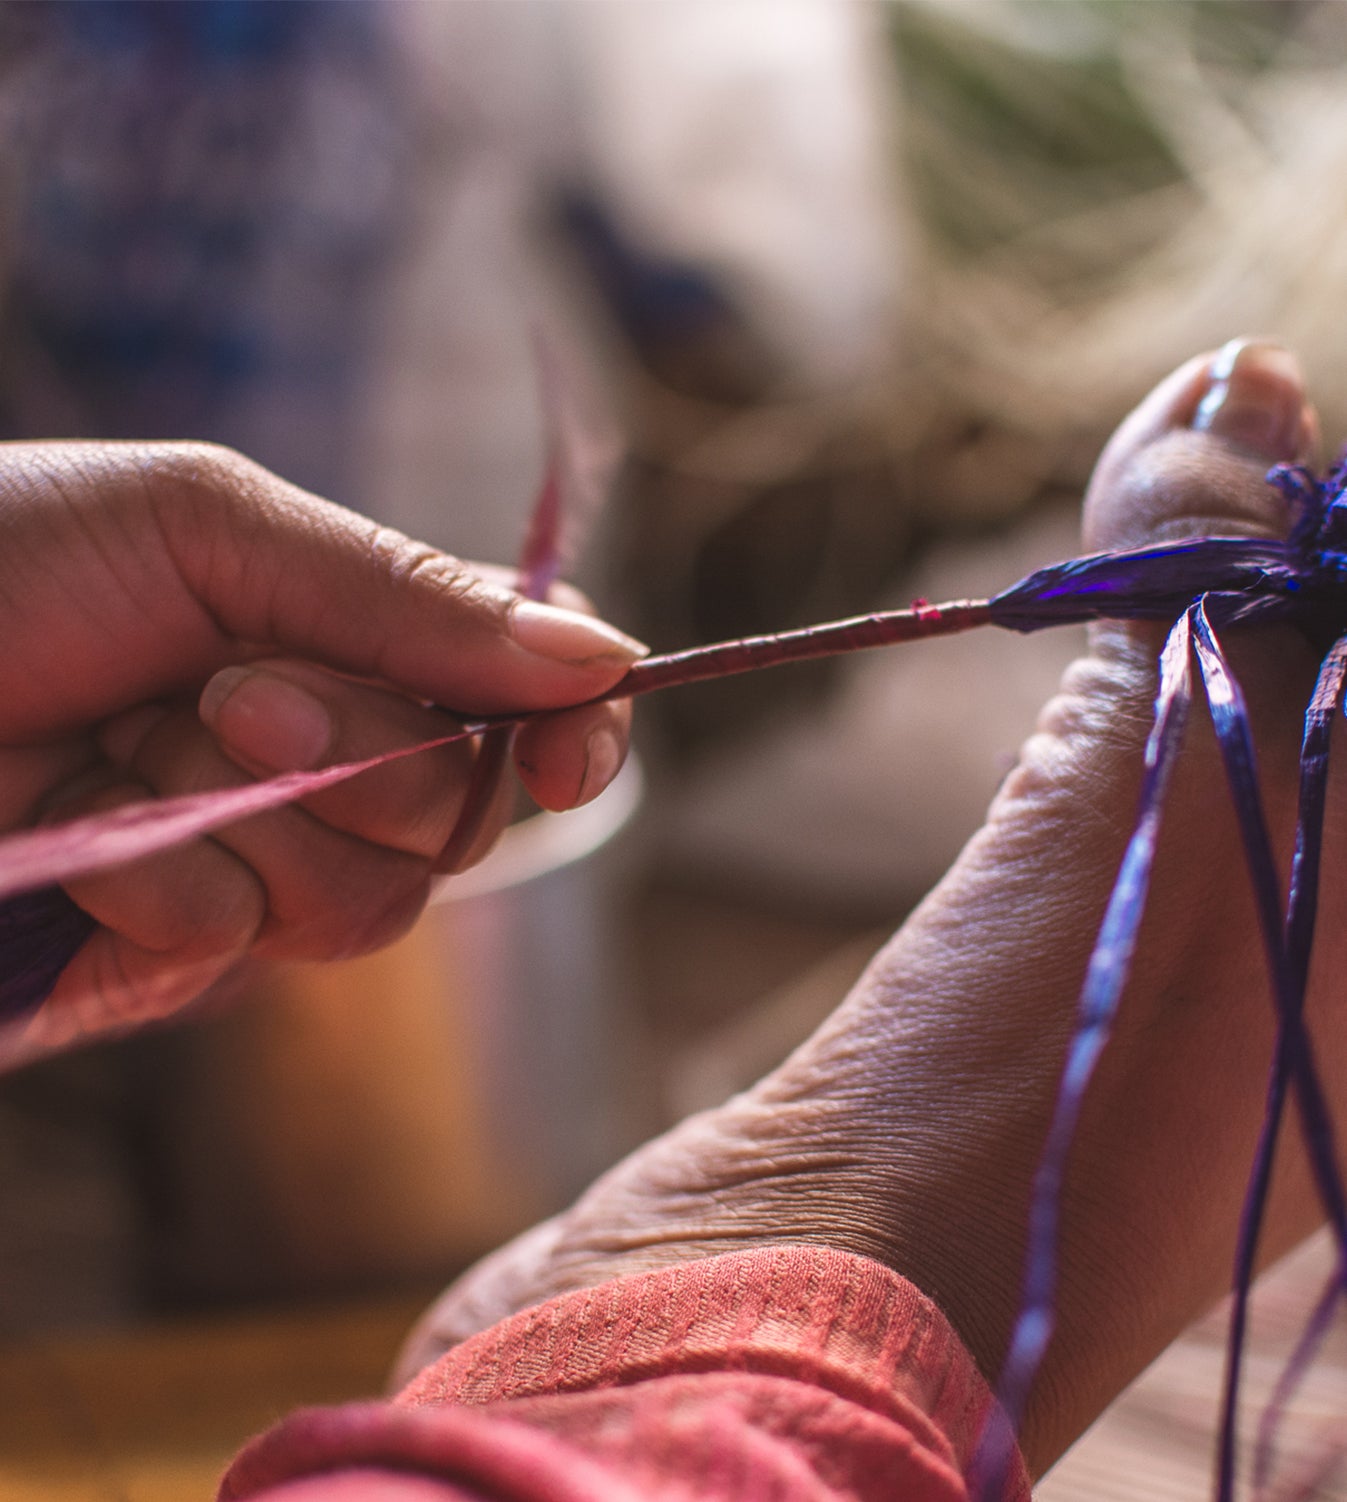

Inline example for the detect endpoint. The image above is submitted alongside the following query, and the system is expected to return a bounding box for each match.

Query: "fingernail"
[510,600,646,666]
[199,667,333,770]
[1193,337,1311,461]
[577,724,623,805]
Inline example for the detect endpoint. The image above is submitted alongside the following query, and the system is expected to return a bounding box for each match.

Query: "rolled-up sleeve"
[218,1245,1030,1502]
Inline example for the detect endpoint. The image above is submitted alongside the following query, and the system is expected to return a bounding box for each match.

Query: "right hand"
[0,440,643,1046]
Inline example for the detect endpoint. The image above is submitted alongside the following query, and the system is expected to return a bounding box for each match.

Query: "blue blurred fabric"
[0,0,409,504]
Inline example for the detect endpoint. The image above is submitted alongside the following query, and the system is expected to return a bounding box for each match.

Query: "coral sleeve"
[217,1244,1030,1502]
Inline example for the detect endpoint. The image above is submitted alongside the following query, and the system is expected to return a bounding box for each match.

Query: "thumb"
[145,446,645,715]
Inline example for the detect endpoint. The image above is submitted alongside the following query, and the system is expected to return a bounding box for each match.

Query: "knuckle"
[392,543,510,622]
[138,440,259,495]
[134,443,288,577]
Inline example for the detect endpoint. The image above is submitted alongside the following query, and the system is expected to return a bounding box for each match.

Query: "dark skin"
[5,345,1341,1478]
[396,340,1347,1477]
[0,440,642,1049]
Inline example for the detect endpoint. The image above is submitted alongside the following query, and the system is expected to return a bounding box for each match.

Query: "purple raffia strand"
[1247,657,1347,1497]
[988,536,1293,630]
[617,536,1294,703]
[0,540,1270,901]
[0,887,97,1022]
[1269,464,1329,555]
[1190,606,1347,1502]
[1242,639,1347,1499]
[0,531,1314,1022]
[1190,606,1347,1254]
[1221,634,1347,1500]
[972,607,1197,1502]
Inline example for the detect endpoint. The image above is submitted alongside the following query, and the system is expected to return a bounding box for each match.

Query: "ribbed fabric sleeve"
[218,1244,1030,1502]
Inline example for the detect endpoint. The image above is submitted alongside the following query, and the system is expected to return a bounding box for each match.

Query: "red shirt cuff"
[220,1244,1029,1502]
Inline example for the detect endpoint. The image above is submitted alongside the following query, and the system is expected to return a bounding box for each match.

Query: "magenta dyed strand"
[0,727,485,904]
[609,600,994,698]
[437,336,601,870]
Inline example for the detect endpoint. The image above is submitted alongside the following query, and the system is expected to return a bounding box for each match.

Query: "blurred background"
[1,1,1346,1495]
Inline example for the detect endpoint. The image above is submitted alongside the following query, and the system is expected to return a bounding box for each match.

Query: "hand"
[0,441,643,1047]
[397,341,1346,1475]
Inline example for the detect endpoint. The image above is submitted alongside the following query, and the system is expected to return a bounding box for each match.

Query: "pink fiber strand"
[0,596,993,904]
[0,727,482,902]
[437,335,584,869]
[522,327,619,589]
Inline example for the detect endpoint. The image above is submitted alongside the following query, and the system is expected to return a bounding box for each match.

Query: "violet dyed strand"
[0,887,96,1021]
[0,594,1092,1017]
[989,535,1294,629]
[0,530,1315,1017]
[0,531,1309,917]
[1233,638,1347,1498]
[0,597,1000,1013]
[0,601,1001,923]
[1191,607,1347,1502]
[1192,610,1347,1260]
[607,534,1296,705]
[973,606,1197,1502]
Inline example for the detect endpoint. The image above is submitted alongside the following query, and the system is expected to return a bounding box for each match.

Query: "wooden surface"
[2,1236,1344,1500]
[0,1293,426,1502]
[1041,1229,1347,1501]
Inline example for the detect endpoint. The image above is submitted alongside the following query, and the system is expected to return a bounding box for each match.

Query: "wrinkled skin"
[397,341,1347,1477]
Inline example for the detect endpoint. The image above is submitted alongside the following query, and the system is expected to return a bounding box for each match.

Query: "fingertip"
[200,664,334,772]
[514,701,631,811]
[575,723,624,808]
